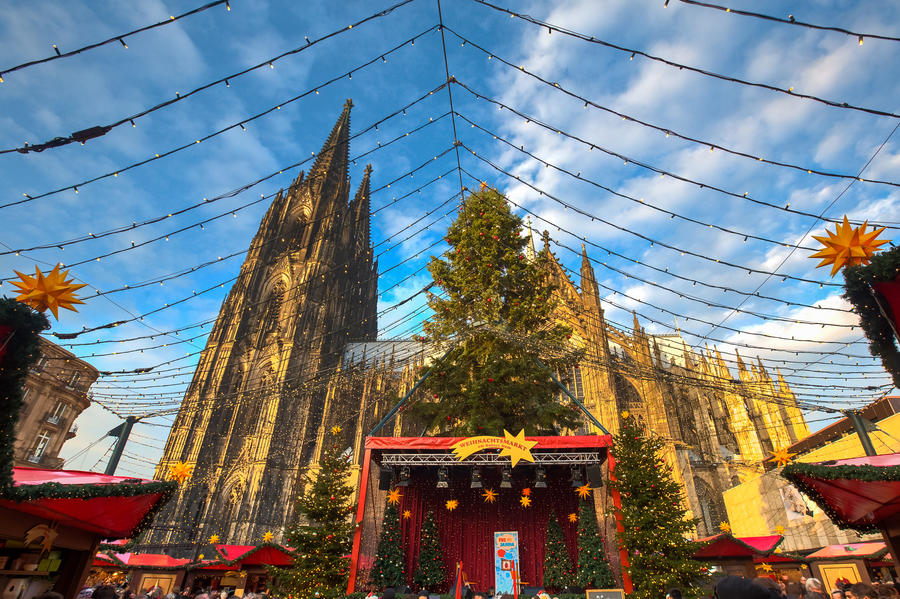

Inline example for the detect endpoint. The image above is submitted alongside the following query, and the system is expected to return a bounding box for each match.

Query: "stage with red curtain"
[348,435,613,594]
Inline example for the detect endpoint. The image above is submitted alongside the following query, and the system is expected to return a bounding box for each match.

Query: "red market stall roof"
[0,468,177,539]
[92,554,119,568]
[694,534,784,559]
[806,542,888,561]
[213,543,295,566]
[753,553,808,564]
[110,553,192,570]
[782,453,900,532]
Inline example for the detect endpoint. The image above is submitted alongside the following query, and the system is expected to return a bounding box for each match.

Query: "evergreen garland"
[609,413,707,599]
[413,510,444,591]
[371,501,405,589]
[575,499,614,589]
[411,186,582,435]
[0,298,49,493]
[270,429,354,599]
[842,245,900,388]
[543,512,576,591]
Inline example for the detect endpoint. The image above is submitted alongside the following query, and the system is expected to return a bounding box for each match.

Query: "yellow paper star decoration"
[759,563,773,573]
[498,429,538,467]
[621,410,630,419]
[167,461,193,483]
[208,534,220,544]
[11,264,86,319]
[262,531,274,543]
[576,484,592,499]
[568,513,577,523]
[719,521,731,533]
[774,525,785,535]
[198,554,204,560]
[769,447,796,467]
[331,426,342,435]
[810,215,888,276]
[482,488,498,504]
[402,510,412,520]
[519,495,531,508]
[387,489,402,505]
[445,499,458,511]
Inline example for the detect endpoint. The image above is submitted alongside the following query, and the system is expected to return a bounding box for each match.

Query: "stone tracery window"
[693,476,727,536]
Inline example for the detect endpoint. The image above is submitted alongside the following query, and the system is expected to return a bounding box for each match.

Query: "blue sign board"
[493,531,520,595]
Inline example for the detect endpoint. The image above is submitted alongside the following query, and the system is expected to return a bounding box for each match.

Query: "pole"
[846,410,878,457]
[104,415,138,475]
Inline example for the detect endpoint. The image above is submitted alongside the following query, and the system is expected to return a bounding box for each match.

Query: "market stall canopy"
[806,542,888,561]
[92,554,119,568]
[109,553,192,569]
[694,533,783,559]
[0,467,176,539]
[781,453,900,532]
[213,543,295,566]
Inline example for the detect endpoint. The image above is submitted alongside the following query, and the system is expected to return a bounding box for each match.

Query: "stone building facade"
[144,101,809,552]
[14,337,98,469]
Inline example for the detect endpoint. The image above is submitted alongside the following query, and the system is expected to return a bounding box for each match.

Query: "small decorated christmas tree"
[371,500,405,589]
[575,499,614,589]
[610,413,706,599]
[543,512,575,591]
[413,510,444,590]
[270,427,355,599]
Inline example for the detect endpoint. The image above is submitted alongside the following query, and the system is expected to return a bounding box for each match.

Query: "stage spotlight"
[534,466,547,488]
[570,465,584,488]
[500,466,512,489]
[398,466,410,487]
[437,466,449,488]
[470,467,483,489]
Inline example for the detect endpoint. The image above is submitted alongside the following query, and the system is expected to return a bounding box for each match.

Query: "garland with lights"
[270,427,354,599]
[0,297,49,493]
[575,498,614,590]
[413,510,444,590]
[842,245,900,389]
[212,541,295,566]
[781,461,900,533]
[609,413,707,599]
[370,500,406,589]
[543,512,576,591]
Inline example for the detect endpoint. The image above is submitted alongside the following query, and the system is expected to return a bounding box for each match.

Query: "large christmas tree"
[411,185,582,435]
[370,499,405,589]
[543,512,576,591]
[413,510,444,590]
[610,413,706,599]
[271,428,354,599]
[575,498,615,589]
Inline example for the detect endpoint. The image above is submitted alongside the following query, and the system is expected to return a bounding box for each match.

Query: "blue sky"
[1,0,898,478]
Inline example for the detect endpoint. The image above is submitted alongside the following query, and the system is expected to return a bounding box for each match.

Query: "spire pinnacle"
[308,99,352,192]
[525,216,537,262]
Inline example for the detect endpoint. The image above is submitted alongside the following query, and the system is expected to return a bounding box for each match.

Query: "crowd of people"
[710,576,899,599]
[78,584,269,599]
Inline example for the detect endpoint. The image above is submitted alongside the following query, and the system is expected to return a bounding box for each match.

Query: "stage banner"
[494,531,520,594]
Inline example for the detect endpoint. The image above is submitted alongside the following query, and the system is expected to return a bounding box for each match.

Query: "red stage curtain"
[396,466,579,592]
[874,275,900,331]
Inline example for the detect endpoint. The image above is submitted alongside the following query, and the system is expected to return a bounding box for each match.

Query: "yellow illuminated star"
[262,531,274,543]
[769,447,796,467]
[519,495,531,508]
[208,534,220,544]
[331,426,342,435]
[387,489,402,505]
[166,461,193,484]
[402,510,412,520]
[568,513,577,523]
[759,563,773,573]
[482,488,497,504]
[810,215,888,276]
[498,429,538,467]
[774,525,785,535]
[445,499,458,511]
[719,521,731,533]
[11,264,86,319]
[198,554,204,560]
[621,410,630,419]
[576,485,592,499]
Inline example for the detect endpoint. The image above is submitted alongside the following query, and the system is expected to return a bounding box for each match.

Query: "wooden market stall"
[693,533,787,578]
[805,542,891,589]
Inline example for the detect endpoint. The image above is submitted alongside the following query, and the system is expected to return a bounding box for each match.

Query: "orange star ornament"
[719,521,731,533]
[521,487,532,497]
[576,484,592,499]
[568,513,577,523]
[774,525,785,535]
[11,264,86,319]
[482,488,498,504]
[769,447,796,467]
[387,489,402,505]
[402,510,412,520]
[167,461,193,483]
[445,499,459,512]
[519,495,531,508]
[810,215,888,276]
[208,534,220,544]
[262,531,274,543]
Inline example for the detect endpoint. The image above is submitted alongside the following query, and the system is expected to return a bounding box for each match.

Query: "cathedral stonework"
[143,101,808,552]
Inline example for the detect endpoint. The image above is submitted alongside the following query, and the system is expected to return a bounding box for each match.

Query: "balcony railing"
[25,453,43,464]
[46,414,62,425]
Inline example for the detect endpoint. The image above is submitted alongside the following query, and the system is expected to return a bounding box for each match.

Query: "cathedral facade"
[143,101,809,552]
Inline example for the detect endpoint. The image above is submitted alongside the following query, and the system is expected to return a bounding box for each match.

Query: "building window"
[32,356,47,372]
[22,387,31,402]
[47,402,68,425]
[68,371,81,389]
[28,430,52,463]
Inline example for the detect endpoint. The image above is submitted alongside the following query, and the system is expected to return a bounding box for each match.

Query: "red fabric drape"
[397,466,579,592]
[874,275,900,331]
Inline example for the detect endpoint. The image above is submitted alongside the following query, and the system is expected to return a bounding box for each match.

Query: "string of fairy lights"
[2,0,897,481]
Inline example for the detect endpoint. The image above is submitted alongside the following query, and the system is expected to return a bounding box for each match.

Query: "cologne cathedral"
[141,101,809,554]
